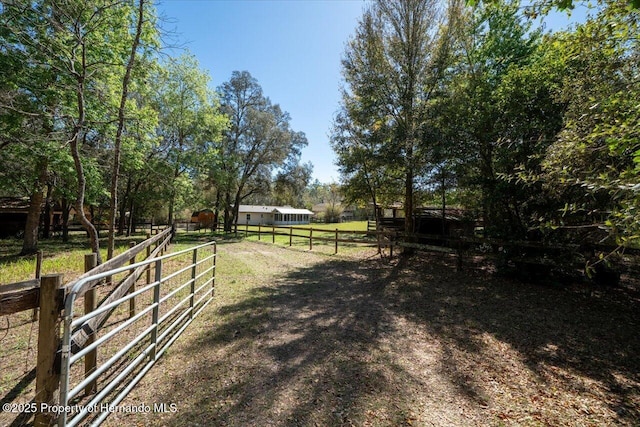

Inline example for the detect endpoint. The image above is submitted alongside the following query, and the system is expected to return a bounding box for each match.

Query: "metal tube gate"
[58,241,216,426]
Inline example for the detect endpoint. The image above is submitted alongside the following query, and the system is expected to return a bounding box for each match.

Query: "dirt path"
[104,240,640,426]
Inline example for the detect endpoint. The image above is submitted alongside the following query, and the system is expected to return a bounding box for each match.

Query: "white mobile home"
[236,205,314,226]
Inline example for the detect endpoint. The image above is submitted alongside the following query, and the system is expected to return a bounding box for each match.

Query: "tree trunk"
[61,198,70,243]
[71,133,101,263]
[224,191,232,232]
[441,169,446,236]
[126,199,134,237]
[168,191,175,227]
[70,41,101,264]
[21,159,48,255]
[117,176,131,235]
[42,183,53,239]
[108,0,146,259]
[213,189,221,231]
[404,167,414,235]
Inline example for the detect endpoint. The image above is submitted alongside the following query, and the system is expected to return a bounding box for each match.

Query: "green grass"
[0,232,150,285]
[0,224,374,286]
[194,220,379,258]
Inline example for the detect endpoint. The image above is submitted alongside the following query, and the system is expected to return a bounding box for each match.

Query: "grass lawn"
[0,232,155,285]
[204,221,378,257]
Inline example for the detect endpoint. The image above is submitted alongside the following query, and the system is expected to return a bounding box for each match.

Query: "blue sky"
[155,0,589,184]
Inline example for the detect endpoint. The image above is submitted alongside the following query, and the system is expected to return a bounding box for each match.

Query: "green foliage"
[146,53,227,223]
[440,0,566,238]
[273,161,313,207]
[334,0,459,227]
[214,71,308,229]
[540,1,640,247]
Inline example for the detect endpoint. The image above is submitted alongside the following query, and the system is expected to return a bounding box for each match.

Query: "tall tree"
[107,0,158,259]
[0,0,127,257]
[0,1,62,253]
[272,161,313,207]
[443,0,561,238]
[216,71,308,232]
[337,0,459,234]
[150,54,227,226]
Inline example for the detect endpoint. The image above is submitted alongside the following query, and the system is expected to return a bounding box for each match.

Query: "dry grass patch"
[90,240,639,426]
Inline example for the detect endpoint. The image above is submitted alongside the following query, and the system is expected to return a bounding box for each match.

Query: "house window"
[246,214,251,221]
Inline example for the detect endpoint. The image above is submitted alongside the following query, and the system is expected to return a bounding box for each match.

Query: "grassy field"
[215,221,378,257]
[0,232,154,285]
[0,223,370,285]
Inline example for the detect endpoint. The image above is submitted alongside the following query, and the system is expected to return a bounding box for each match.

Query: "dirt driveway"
[104,240,640,426]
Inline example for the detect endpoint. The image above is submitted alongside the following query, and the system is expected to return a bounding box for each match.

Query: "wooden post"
[309,228,313,251]
[335,228,339,254]
[83,254,98,396]
[389,232,394,258]
[289,227,293,247]
[129,241,136,318]
[245,223,248,237]
[32,250,43,321]
[272,225,275,244]
[35,274,63,427]
[258,224,261,240]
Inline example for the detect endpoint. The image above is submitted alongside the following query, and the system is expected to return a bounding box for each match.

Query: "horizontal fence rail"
[58,240,216,427]
[229,223,637,276]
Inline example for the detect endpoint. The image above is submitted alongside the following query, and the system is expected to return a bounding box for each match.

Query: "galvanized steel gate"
[58,241,216,426]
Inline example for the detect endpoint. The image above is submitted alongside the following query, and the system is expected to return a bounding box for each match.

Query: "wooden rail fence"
[230,223,637,281]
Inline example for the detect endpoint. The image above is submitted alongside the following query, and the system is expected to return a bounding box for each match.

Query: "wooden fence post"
[34,274,64,427]
[32,250,43,322]
[309,228,313,251]
[129,241,136,318]
[258,224,261,241]
[272,225,275,244]
[83,254,98,396]
[245,223,248,237]
[335,228,339,254]
[289,227,293,247]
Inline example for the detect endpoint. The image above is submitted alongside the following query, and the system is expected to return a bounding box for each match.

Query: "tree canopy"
[333,0,639,271]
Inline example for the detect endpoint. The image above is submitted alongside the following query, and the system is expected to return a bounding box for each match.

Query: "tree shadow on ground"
[151,251,640,426]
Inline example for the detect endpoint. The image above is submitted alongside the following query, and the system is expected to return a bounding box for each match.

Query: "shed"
[0,197,64,238]
[414,207,473,236]
[0,197,31,238]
